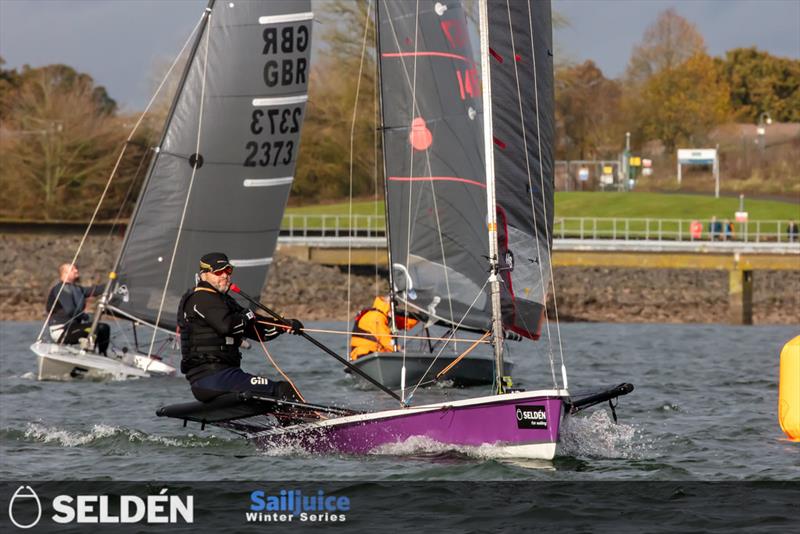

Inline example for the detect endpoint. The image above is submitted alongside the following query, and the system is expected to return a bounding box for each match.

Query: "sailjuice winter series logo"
[248,489,350,523]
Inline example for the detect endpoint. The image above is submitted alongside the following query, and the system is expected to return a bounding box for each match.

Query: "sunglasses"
[212,266,233,276]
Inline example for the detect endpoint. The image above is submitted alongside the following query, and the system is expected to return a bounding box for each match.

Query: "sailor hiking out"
[46,263,110,355]
[178,252,303,402]
[350,295,418,361]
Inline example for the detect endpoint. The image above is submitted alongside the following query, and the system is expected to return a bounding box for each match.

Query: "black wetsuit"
[177,281,292,402]
[46,281,110,355]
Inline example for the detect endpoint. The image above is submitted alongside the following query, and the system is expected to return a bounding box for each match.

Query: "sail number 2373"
[243,107,301,167]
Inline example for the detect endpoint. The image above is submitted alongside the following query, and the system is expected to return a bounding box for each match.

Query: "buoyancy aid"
[177,284,243,379]
[349,297,398,360]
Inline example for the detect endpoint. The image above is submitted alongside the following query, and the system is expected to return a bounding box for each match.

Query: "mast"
[375,0,399,343]
[88,0,215,345]
[478,0,506,393]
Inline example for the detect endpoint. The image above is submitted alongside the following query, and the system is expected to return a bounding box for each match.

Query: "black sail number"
[249,107,301,135]
[244,140,294,167]
[244,105,300,166]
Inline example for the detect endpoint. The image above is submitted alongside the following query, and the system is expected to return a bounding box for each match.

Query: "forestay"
[110,0,313,330]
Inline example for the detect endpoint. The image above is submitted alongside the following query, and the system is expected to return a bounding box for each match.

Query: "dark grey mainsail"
[488,0,554,339]
[108,0,312,330]
[378,0,491,332]
[378,0,554,339]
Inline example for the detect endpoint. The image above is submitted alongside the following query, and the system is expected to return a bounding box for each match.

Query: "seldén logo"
[7,486,193,528]
[8,486,42,529]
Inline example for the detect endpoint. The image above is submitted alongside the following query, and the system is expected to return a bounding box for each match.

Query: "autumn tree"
[717,47,800,123]
[555,61,622,159]
[0,64,126,219]
[625,8,706,86]
[637,53,730,153]
[293,0,379,202]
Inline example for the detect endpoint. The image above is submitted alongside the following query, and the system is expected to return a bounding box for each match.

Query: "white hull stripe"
[252,95,308,107]
[258,12,313,25]
[243,177,294,188]
[230,257,273,267]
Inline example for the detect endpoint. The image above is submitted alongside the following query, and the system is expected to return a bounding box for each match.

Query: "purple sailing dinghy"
[158,0,634,460]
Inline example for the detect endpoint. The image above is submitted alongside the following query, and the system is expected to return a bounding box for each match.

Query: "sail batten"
[252,95,308,106]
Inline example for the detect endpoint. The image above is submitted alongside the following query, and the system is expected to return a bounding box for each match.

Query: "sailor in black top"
[177,252,303,402]
[46,263,110,355]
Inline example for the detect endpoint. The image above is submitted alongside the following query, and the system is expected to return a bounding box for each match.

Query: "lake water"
[1,321,798,531]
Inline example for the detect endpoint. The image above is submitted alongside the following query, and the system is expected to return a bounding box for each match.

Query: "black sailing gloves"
[247,311,303,339]
[283,318,304,335]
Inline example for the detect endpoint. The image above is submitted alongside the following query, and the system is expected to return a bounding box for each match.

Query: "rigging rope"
[372,5,382,298]
[504,0,558,389]
[524,1,568,390]
[434,331,491,380]
[254,318,489,344]
[346,0,375,357]
[254,328,305,403]
[35,13,207,345]
[382,1,461,387]
[407,276,491,398]
[147,8,213,359]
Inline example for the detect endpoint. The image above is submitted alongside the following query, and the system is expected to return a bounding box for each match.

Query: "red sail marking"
[388,176,486,189]
[440,19,468,49]
[409,117,433,151]
[493,137,506,149]
[489,48,503,63]
[515,54,522,62]
[382,51,471,63]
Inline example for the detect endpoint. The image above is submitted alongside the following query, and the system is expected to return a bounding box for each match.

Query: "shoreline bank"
[2,234,798,324]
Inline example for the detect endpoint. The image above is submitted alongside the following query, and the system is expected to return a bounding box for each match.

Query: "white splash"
[558,410,647,459]
[20,372,35,380]
[370,435,536,461]
[22,422,214,448]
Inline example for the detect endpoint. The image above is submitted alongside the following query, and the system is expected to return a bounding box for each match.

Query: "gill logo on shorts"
[250,376,269,385]
[8,485,42,529]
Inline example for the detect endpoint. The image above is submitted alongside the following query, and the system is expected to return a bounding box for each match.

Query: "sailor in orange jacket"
[350,296,418,360]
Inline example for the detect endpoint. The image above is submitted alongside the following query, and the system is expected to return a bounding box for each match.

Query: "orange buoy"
[778,335,800,441]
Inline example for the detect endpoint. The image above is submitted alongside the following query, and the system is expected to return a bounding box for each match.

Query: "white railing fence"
[280,214,799,243]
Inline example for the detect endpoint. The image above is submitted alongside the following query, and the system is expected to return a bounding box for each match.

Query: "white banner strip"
[251,95,308,107]
[243,177,294,188]
[230,257,273,267]
[258,12,313,25]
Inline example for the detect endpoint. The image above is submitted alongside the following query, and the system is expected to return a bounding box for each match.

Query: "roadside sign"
[642,159,652,168]
[677,148,716,165]
[629,156,641,167]
[735,211,748,222]
[578,168,589,181]
[603,165,613,175]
